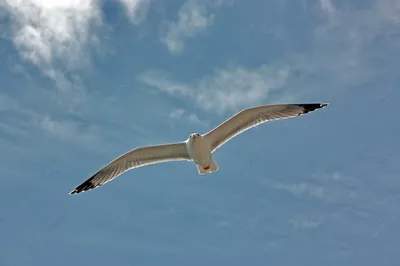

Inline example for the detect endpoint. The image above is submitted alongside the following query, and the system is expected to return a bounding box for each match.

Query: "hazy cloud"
[169,108,208,126]
[319,0,336,23]
[0,93,108,152]
[1,0,103,100]
[169,108,186,119]
[138,64,290,114]
[311,0,400,84]
[288,219,323,229]
[271,182,327,200]
[118,0,152,24]
[34,115,103,149]
[161,0,225,53]
[262,171,358,203]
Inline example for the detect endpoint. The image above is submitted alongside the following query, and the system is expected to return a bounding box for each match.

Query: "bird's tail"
[197,159,219,175]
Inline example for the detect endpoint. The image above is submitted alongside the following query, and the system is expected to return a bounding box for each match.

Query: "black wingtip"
[68,178,98,195]
[298,103,328,114]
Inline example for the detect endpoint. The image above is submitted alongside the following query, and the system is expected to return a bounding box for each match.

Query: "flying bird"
[69,103,328,195]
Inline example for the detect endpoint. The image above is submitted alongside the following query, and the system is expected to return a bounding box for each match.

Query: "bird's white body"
[186,135,211,165]
[185,134,219,174]
[69,103,328,194]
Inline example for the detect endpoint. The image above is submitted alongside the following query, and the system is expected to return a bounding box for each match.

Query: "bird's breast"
[187,138,212,164]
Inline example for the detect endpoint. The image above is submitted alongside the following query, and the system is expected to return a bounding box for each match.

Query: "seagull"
[69,103,328,195]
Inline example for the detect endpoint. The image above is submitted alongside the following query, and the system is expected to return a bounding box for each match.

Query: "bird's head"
[189,133,201,141]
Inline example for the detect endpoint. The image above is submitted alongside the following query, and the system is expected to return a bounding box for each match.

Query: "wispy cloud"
[1,0,102,101]
[268,181,327,200]
[319,0,336,23]
[0,93,108,153]
[169,108,208,126]
[169,108,186,119]
[138,64,290,114]
[259,0,400,103]
[262,172,358,203]
[33,114,107,152]
[187,113,206,125]
[287,219,323,229]
[118,0,152,24]
[316,0,400,46]
[307,0,400,87]
[161,0,225,54]
[0,94,19,111]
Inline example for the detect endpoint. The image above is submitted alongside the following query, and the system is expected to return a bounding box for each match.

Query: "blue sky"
[0,0,399,265]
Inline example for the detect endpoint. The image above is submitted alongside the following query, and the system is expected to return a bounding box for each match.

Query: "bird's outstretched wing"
[204,103,328,152]
[69,142,191,195]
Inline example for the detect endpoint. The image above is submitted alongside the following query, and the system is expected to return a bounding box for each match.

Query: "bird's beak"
[192,135,198,139]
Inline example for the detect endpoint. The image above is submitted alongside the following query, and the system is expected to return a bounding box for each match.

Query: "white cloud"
[262,171,359,203]
[1,0,102,98]
[118,0,152,24]
[325,172,341,181]
[278,0,400,99]
[319,0,336,23]
[37,115,80,140]
[187,113,204,125]
[138,64,290,114]
[0,93,108,152]
[161,0,225,54]
[288,219,323,229]
[169,108,185,119]
[169,108,208,126]
[35,115,100,147]
[316,0,400,45]
[271,182,326,200]
[315,0,400,67]
[0,94,19,111]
